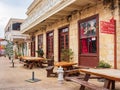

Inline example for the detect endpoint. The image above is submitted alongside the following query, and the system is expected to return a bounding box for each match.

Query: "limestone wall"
[33,1,120,68]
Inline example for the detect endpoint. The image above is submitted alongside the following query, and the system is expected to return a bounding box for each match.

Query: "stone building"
[21,0,120,68]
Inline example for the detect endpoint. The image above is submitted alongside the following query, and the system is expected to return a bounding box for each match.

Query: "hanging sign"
[100,17,115,34]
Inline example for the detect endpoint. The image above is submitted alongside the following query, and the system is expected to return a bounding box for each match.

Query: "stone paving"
[0,56,120,90]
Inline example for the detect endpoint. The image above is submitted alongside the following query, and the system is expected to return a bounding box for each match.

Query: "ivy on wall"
[103,0,115,10]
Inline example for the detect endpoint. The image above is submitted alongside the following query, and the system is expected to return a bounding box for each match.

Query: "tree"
[5,40,13,60]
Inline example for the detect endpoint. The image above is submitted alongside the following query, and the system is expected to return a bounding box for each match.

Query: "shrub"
[36,48,44,57]
[97,60,111,68]
[61,48,73,62]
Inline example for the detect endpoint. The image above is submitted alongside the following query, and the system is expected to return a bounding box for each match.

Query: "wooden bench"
[65,74,85,81]
[67,78,109,90]
[64,65,90,77]
[46,66,57,77]
[64,66,102,79]
[64,69,80,76]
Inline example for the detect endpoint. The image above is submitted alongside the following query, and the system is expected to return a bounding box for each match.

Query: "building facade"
[5,18,30,57]
[0,39,7,56]
[21,0,120,68]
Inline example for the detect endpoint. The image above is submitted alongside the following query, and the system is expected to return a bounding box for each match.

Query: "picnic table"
[54,61,77,70]
[78,68,120,90]
[20,56,45,69]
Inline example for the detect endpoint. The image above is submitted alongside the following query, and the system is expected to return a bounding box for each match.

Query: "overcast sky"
[0,0,33,38]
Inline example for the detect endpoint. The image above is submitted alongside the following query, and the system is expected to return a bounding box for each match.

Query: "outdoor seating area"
[18,57,120,90]
[1,56,120,90]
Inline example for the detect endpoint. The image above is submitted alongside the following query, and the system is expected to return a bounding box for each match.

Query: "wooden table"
[54,61,77,70]
[20,56,45,69]
[79,68,120,90]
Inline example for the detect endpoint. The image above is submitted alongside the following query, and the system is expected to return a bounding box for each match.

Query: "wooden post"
[12,62,14,67]
[114,19,117,69]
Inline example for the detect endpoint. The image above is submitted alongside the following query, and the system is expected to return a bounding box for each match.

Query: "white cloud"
[0,0,33,38]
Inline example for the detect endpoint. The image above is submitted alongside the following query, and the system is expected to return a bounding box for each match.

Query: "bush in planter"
[97,60,111,68]
[61,48,74,62]
[36,48,44,57]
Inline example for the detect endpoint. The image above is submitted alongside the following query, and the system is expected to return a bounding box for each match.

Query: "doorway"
[47,31,54,59]
[59,26,69,61]
[78,14,99,67]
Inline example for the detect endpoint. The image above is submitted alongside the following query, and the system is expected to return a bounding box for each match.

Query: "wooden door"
[78,14,99,67]
[31,36,35,57]
[59,27,69,61]
[47,31,54,59]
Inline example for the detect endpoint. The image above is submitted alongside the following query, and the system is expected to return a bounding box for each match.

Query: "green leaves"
[97,60,111,68]
[5,40,13,59]
[61,48,74,62]
[36,48,44,57]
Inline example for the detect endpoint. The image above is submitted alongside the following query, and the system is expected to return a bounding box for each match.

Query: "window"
[59,27,69,50]
[38,34,43,49]
[12,23,22,30]
[79,17,98,54]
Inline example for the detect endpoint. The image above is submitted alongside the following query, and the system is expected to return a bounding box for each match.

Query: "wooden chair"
[45,59,57,77]
[46,66,57,77]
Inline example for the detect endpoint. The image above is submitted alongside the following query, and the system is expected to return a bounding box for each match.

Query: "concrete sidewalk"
[0,56,120,90]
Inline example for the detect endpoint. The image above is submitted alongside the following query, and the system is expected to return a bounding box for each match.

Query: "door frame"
[46,30,54,59]
[58,25,69,62]
[78,14,99,67]
[31,36,35,57]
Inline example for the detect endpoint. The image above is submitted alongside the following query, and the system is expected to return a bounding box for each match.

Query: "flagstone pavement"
[0,56,120,90]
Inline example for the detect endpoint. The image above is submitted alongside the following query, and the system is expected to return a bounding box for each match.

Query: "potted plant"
[36,48,44,57]
[61,48,74,62]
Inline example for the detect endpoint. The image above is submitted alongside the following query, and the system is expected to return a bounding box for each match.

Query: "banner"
[100,17,115,34]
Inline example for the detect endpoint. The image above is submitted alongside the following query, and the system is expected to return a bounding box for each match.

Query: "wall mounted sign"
[100,17,115,34]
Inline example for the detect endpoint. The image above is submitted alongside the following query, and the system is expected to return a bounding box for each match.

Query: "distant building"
[0,39,6,56]
[4,18,30,57]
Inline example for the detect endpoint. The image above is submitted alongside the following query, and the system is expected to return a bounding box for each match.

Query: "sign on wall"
[100,17,116,34]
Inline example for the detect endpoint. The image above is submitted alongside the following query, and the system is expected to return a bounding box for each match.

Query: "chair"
[45,58,57,77]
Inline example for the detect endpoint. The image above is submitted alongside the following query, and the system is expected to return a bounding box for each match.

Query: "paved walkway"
[0,56,120,90]
[0,56,80,90]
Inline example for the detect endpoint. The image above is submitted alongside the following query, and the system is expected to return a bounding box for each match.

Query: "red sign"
[100,18,115,34]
